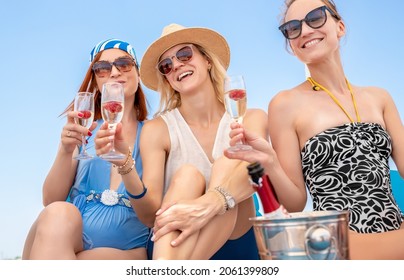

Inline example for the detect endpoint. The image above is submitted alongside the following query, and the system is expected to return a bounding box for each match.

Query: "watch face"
[227,196,236,209]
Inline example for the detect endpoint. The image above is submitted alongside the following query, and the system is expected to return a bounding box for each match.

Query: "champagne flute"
[73,92,95,160]
[224,75,252,152]
[99,82,126,160]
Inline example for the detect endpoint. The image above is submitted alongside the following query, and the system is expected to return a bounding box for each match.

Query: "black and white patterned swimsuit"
[301,122,403,233]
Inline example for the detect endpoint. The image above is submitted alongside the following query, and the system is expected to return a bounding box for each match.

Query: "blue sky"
[0,0,403,259]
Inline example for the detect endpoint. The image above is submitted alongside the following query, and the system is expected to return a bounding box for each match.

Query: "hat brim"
[140,27,230,91]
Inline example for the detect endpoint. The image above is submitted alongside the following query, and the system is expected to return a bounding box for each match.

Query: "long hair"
[153,44,227,117]
[61,52,149,121]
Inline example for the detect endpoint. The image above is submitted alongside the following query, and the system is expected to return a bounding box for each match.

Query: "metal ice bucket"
[250,210,349,260]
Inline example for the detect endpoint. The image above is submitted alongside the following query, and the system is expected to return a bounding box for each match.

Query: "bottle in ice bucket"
[247,162,290,218]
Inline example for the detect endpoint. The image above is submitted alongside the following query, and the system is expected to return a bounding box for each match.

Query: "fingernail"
[88,131,92,136]
[78,112,84,117]
[151,235,155,241]
[171,241,176,246]
[155,209,161,215]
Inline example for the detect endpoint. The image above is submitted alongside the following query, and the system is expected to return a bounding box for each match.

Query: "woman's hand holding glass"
[73,92,95,160]
[94,121,129,165]
[61,110,96,157]
[99,82,126,160]
[224,122,273,166]
[224,75,252,152]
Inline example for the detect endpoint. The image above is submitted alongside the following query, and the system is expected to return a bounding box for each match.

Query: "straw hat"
[140,23,230,91]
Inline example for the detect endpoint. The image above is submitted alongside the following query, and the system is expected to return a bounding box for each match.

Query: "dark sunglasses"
[92,56,136,78]
[279,6,340,40]
[157,45,194,75]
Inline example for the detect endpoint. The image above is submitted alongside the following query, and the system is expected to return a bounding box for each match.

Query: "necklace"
[307,77,361,123]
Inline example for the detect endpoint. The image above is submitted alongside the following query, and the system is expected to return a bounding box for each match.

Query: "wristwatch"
[215,186,236,211]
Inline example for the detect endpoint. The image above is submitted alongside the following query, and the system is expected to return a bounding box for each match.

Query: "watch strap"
[214,186,235,210]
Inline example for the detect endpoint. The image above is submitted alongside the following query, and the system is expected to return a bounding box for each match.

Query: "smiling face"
[95,48,140,98]
[159,43,211,94]
[284,0,345,64]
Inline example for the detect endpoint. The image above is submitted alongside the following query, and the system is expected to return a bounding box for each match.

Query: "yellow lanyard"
[307,77,361,123]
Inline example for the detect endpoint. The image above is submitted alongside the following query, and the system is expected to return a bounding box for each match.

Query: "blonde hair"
[153,44,227,117]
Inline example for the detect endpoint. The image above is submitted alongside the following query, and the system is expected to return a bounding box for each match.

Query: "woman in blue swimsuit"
[225,0,404,259]
[22,39,150,259]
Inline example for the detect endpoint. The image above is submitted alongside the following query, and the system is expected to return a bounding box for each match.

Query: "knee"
[172,164,205,188]
[36,202,82,234]
[167,164,206,197]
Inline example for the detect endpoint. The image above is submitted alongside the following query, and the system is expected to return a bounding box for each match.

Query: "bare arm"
[380,88,404,176]
[43,111,96,205]
[225,93,307,212]
[214,108,268,203]
[267,92,307,211]
[95,118,167,228]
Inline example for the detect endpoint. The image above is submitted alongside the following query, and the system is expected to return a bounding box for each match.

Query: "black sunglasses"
[157,45,194,75]
[92,56,136,78]
[279,6,340,40]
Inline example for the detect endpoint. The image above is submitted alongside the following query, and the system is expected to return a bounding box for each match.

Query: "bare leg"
[153,165,206,259]
[77,247,147,260]
[154,156,256,260]
[189,157,255,259]
[22,219,39,259]
[23,201,149,260]
[23,201,83,259]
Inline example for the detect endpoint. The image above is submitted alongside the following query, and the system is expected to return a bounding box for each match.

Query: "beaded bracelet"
[126,183,147,199]
[114,147,132,170]
[117,160,135,175]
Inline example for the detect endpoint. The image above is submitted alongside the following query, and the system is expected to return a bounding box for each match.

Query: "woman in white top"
[95,23,267,259]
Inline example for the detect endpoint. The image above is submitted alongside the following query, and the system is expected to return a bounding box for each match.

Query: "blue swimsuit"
[68,120,149,250]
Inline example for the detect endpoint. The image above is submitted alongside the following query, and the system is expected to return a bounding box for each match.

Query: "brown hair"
[61,52,149,121]
[280,0,342,24]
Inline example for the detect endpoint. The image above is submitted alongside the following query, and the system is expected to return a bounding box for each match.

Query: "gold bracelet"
[113,147,132,169]
[118,160,135,175]
[208,189,227,215]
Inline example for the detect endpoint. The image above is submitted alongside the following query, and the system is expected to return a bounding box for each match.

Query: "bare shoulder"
[268,84,307,120]
[244,108,267,127]
[244,108,267,137]
[356,84,390,98]
[269,83,305,109]
[245,108,267,120]
[141,116,169,148]
[356,85,393,104]
[143,116,166,130]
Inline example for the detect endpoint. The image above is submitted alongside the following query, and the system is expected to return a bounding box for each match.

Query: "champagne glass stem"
[235,119,244,146]
[81,134,88,156]
[108,124,117,154]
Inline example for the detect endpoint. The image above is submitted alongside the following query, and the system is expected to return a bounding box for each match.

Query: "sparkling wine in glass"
[99,82,125,160]
[73,92,95,160]
[224,75,252,152]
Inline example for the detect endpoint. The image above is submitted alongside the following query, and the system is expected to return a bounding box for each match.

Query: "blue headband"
[89,38,139,66]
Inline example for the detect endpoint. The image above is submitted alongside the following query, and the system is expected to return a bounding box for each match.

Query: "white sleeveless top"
[161,108,232,194]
